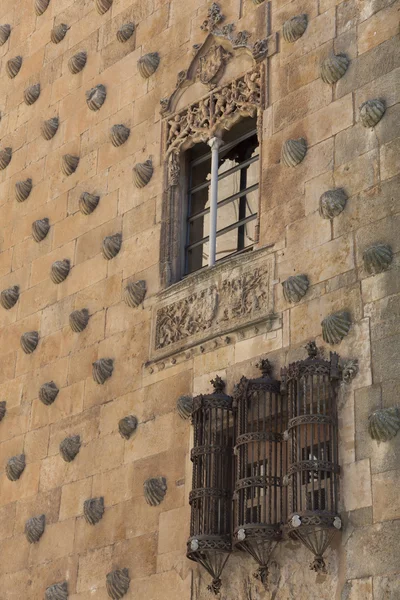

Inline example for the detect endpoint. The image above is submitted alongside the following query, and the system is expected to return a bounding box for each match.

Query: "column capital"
[208,136,223,150]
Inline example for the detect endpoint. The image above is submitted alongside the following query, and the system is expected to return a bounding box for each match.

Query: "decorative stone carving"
[21,331,39,354]
[118,415,138,440]
[144,477,167,506]
[110,124,130,147]
[0,401,6,421]
[25,514,45,543]
[197,44,232,86]
[59,435,81,462]
[359,98,385,128]
[6,454,26,481]
[68,51,87,74]
[321,311,351,345]
[138,52,160,78]
[102,233,122,259]
[124,280,146,308]
[39,381,59,405]
[200,2,224,32]
[167,150,180,186]
[0,24,11,46]
[0,286,19,310]
[41,117,59,140]
[6,56,22,79]
[50,259,70,284]
[61,154,79,176]
[35,0,50,16]
[321,53,349,84]
[51,23,69,44]
[45,582,68,600]
[132,159,153,188]
[15,178,33,202]
[0,147,12,170]
[106,568,130,600]
[177,395,193,420]
[253,0,265,4]
[79,192,100,215]
[32,218,50,243]
[363,243,393,275]
[117,22,135,43]
[282,274,309,303]
[84,497,104,525]
[368,407,400,442]
[342,359,359,383]
[282,14,308,43]
[86,84,106,111]
[92,358,114,384]
[96,0,112,15]
[24,83,40,106]
[281,138,307,167]
[319,188,347,219]
[69,308,89,332]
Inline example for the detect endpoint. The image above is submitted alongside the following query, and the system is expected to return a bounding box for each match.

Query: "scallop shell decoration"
[35,0,50,16]
[86,84,106,111]
[282,14,308,43]
[15,178,33,202]
[51,23,69,44]
[102,233,122,260]
[84,497,104,525]
[138,52,160,79]
[24,83,41,106]
[321,53,349,84]
[45,582,68,600]
[282,274,309,303]
[117,22,135,43]
[39,381,59,406]
[319,188,347,219]
[0,24,11,46]
[6,56,22,79]
[68,51,87,74]
[110,124,130,147]
[253,0,265,4]
[92,358,114,384]
[281,138,307,167]
[21,331,39,354]
[0,401,6,421]
[133,159,153,188]
[96,0,113,15]
[118,415,138,440]
[69,308,89,332]
[363,243,393,275]
[106,568,130,600]
[144,476,167,506]
[0,286,19,310]
[61,154,79,176]
[50,259,70,284]
[79,192,100,215]
[25,514,45,543]
[123,280,146,308]
[177,395,193,420]
[32,218,50,243]
[6,454,26,481]
[368,407,400,442]
[321,311,351,345]
[59,435,81,462]
[0,147,12,170]
[41,117,59,140]
[359,99,385,128]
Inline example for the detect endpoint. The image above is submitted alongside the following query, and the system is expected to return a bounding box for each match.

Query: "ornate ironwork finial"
[305,340,318,358]
[211,375,225,392]
[256,358,272,377]
[208,577,222,595]
[254,565,269,586]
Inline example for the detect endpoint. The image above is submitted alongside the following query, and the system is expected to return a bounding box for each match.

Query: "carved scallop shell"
[6,454,26,481]
[0,147,12,170]
[0,401,6,422]
[41,117,59,140]
[177,395,193,420]
[15,178,33,202]
[321,311,351,345]
[32,218,50,243]
[62,154,79,176]
[68,51,87,74]
[24,83,40,106]
[321,53,349,84]
[92,358,114,384]
[0,24,11,46]
[6,56,22,79]
[39,381,59,406]
[118,415,138,440]
[281,138,307,167]
[110,124,130,147]
[117,22,135,43]
[45,582,68,600]
[106,568,130,600]
[96,0,113,15]
[35,0,50,16]
[51,23,69,44]
[138,52,160,78]
[21,331,39,354]
[133,159,153,188]
[79,192,100,215]
[144,476,167,506]
[0,285,19,310]
[319,188,347,219]
[368,407,400,442]
[123,280,146,308]
[84,496,104,525]
[59,435,81,462]
[86,84,106,111]
[102,233,122,260]
[359,99,386,128]
[69,308,89,333]
[282,14,308,43]
[363,243,393,275]
[25,514,45,543]
[282,274,309,303]
[253,0,265,4]
[50,259,70,284]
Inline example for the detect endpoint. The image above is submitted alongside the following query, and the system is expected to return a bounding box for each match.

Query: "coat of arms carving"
[197,45,232,86]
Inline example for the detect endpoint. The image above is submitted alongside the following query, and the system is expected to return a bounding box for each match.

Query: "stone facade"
[0,0,399,599]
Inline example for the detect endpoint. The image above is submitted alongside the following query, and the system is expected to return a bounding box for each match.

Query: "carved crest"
[197,44,232,86]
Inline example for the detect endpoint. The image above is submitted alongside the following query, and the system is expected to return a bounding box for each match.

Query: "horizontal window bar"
[189,128,258,168]
[188,154,259,195]
[186,213,257,251]
[188,183,259,222]
[184,245,255,276]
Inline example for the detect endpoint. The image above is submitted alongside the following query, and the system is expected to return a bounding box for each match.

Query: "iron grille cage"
[281,341,341,573]
[187,376,235,595]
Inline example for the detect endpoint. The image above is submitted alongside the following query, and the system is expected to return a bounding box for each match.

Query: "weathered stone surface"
[346,521,400,579]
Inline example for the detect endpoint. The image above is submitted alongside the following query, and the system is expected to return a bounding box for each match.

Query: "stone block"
[28,519,76,567]
[158,506,189,555]
[0,534,29,577]
[334,149,379,198]
[358,4,400,55]
[74,502,128,553]
[77,545,113,594]
[342,459,372,512]
[112,534,158,579]
[346,520,400,579]
[273,78,333,132]
[0,503,16,541]
[59,478,93,521]
[380,137,400,181]
[0,461,40,507]
[355,213,400,269]
[365,294,400,341]
[143,369,193,421]
[355,66,400,110]
[24,427,49,463]
[92,463,136,507]
[345,578,373,600]
[30,381,85,431]
[372,469,400,522]
[373,574,400,600]
[14,488,61,533]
